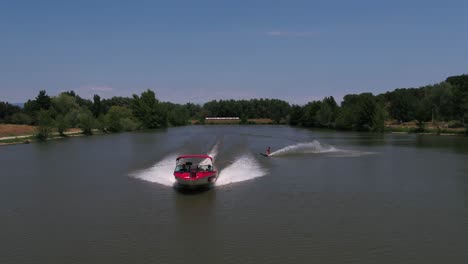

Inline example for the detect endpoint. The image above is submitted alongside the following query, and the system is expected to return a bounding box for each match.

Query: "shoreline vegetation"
[1,120,465,146]
[1,74,467,146]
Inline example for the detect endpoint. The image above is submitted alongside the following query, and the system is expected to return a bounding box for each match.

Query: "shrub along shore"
[1,74,467,145]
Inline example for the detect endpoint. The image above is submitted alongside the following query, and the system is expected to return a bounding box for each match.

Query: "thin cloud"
[157,86,258,104]
[265,31,318,37]
[84,85,114,92]
[71,85,116,98]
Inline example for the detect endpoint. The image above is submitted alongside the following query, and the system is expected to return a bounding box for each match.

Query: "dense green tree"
[269,99,290,124]
[63,90,93,110]
[317,97,338,127]
[288,105,304,126]
[105,106,138,132]
[355,93,377,130]
[387,89,417,122]
[92,94,102,117]
[446,75,468,120]
[335,93,383,132]
[64,109,81,128]
[184,103,202,119]
[77,109,96,135]
[371,104,386,132]
[11,112,33,125]
[424,83,454,121]
[302,101,322,127]
[54,114,69,136]
[165,103,190,126]
[35,90,52,110]
[36,110,54,141]
[51,93,80,115]
[101,97,133,114]
[0,101,21,123]
[23,90,52,120]
[132,90,167,128]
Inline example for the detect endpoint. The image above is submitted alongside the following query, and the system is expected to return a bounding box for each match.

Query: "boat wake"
[131,143,267,187]
[269,140,374,157]
[216,153,267,186]
[208,142,219,159]
[130,154,178,187]
[131,142,225,187]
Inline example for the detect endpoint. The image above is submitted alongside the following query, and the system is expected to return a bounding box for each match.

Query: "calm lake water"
[1,125,468,264]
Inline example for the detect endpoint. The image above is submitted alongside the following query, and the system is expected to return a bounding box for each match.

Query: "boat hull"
[174,173,218,188]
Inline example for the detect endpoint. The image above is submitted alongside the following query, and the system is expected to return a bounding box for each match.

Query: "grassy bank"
[0,124,99,146]
[385,121,466,135]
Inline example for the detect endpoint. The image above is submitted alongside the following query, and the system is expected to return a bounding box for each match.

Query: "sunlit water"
[1,125,468,264]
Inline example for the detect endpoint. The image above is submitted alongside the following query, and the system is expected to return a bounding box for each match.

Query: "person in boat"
[266,146,271,156]
[179,164,188,172]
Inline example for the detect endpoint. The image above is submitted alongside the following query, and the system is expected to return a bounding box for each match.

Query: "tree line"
[1,74,467,139]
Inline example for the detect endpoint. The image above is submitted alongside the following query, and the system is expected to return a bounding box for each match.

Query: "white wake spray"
[131,154,178,186]
[208,142,219,158]
[269,140,375,157]
[269,140,336,156]
[216,153,267,186]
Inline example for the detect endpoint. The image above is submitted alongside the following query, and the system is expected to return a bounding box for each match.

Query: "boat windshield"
[175,157,213,172]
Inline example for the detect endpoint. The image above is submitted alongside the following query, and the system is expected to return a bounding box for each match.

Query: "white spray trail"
[208,142,219,159]
[269,140,336,156]
[216,153,267,186]
[131,154,178,186]
[269,140,375,157]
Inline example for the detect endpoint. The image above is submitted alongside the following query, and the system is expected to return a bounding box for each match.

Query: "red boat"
[173,155,218,187]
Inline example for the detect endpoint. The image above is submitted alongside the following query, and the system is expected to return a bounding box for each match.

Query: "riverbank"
[385,121,466,135]
[0,124,91,146]
[1,121,466,147]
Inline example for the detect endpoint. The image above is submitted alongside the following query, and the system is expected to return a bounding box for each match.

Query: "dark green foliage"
[101,97,133,113]
[11,113,33,125]
[55,114,69,136]
[184,103,202,119]
[92,94,102,117]
[371,104,386,133]
[288,105,304,126]
[105,106,138,132]
[51,93,80,116]
[317,96,338,127]
[388,90,416,122]
[240,116,248,124]
[131,90,167,128]
[65,109,81,128]
[269,99,291,124]
[36,110,54,141]
[164,103,190,126]
[35,90,52,110]
[23,90,52,123]
[64,91,93,110]
[355,93,377,129]
[0,101,21,123]
[302,101,322,127]
[78,109,96,135]
[3,73,468,137]
[335,93,384,132]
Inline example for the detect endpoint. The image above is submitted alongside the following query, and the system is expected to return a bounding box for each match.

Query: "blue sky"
[1,0,467,104]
